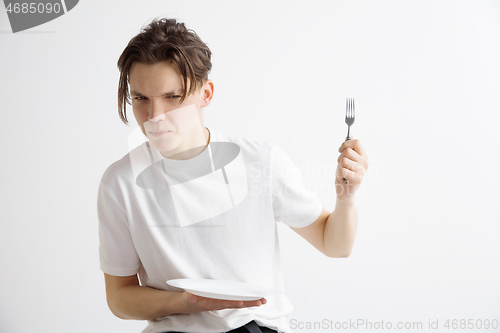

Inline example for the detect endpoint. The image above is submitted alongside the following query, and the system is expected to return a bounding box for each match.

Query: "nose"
[148,98,167,122]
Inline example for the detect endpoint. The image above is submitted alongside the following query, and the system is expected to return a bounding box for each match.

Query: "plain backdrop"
[1,1,499,332]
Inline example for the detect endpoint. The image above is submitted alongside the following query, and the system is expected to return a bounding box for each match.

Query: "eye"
[134,96,147,101]
[167,95,181,99]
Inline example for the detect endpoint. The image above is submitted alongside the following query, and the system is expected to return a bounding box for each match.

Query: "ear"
[200,79,214,107]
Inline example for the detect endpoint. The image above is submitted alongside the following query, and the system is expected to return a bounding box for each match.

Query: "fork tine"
[345,98,348,120]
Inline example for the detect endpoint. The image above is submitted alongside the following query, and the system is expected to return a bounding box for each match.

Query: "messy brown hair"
[117,17,212,124]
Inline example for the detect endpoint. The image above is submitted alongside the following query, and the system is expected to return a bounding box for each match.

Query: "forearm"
[323,198,358,257]
[109,285,189,320]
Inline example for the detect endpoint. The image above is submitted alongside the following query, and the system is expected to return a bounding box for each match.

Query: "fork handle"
[343,135,351,184]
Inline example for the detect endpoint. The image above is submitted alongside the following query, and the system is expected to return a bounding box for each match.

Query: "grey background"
[1,0,499,332]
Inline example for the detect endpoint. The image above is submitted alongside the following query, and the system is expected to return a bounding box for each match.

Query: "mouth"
[149,130,171,137]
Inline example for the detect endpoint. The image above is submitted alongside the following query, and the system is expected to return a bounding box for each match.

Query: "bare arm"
[290,200,357,258]
[104,273,266,320]
[104,273,184,320]
[323,199,358,257]
[291,138,366,257]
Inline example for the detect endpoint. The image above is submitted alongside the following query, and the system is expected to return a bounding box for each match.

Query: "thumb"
[184,292,198,304]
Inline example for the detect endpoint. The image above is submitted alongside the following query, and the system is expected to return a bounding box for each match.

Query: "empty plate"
[166,278,283,301]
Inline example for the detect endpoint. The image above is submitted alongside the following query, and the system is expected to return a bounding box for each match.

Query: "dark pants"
[227,320,277,333]
[167,320,278,333]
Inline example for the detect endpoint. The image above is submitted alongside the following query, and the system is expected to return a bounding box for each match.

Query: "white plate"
[166,278,283,301]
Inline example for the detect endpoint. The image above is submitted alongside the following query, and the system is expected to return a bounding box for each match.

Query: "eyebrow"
[130,89,183,97]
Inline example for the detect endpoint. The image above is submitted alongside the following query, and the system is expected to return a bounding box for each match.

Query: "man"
[97,17,368,333]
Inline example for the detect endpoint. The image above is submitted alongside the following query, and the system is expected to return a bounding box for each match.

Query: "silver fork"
[343,98,355,184]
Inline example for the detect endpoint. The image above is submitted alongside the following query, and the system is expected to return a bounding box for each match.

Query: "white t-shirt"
[97,127,323,333]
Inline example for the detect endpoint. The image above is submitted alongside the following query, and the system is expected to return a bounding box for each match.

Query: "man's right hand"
[181,291,267,312]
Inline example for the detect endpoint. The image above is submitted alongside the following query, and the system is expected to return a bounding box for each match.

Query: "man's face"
[129,61,211,155]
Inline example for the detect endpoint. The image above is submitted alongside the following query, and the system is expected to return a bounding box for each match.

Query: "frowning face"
[129,61,213,158]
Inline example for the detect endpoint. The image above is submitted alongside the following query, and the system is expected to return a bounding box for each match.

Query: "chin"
[148,137,179,152]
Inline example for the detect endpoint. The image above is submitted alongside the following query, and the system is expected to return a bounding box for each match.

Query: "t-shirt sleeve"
[97,177,141,276]
[270,145,323,228]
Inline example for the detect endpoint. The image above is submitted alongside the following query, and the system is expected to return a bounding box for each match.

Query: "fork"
[343,98,355,184]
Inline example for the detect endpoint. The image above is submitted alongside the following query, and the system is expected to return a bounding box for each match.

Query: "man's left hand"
[335,137,369,203]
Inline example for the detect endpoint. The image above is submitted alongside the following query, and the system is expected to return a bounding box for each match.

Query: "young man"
[97,18,368,333]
